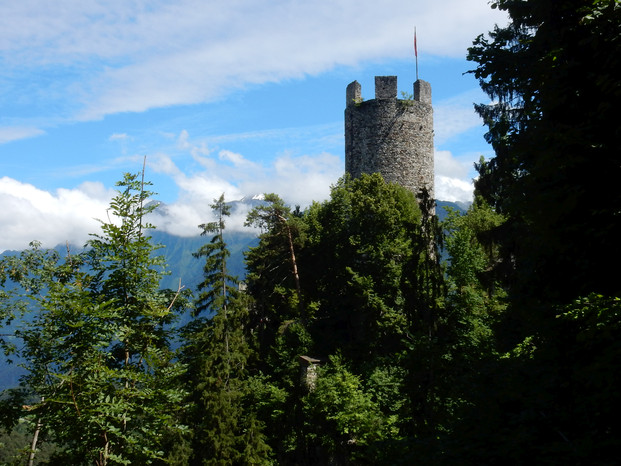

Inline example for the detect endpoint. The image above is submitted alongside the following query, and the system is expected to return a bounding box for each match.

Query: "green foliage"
[0,419,57,465]
[556,294,621,456]
[0,172,188,465]
[302,356,387,463]
[243,174,459,463]
[1,172,519,464]
[468,0,621,303]
[453,1,621,463]
[351,97,364,107]
[193,194,239,317]
[245,193,307,366]
[183,194,271,465]
[442,197,506,315]
[186,295,271,465]
[399,91,415,108]
[443,293,621,465]
[303,174,422,364]
[244,374,289,456]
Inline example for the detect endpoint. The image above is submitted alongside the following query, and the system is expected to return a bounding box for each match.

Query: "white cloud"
[435,176,474,204]
[219,150,258,169]
[169,129,340,200]
[109,133,129,141]
[151,144,473,238]
[267,152,341,206]
[0,177,114,251]
[435,150,470,180]
[434,90,485,145]
[0,127,45,144]
[149,152,183,177]
[145,131,342,237]
[434,150,474,203]
[150,202,206,238]
[1,0,507,122]
[0,138,474,251]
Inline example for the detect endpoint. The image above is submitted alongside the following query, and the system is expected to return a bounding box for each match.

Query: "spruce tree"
[185,194,270,464]
[460,1,621,462]
[467,0,621,304]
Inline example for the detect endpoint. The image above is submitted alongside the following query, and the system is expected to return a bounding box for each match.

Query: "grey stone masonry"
[375,75,397,99]
[345,76,434,200]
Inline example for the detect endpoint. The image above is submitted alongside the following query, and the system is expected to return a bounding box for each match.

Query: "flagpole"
[414,27,419,81]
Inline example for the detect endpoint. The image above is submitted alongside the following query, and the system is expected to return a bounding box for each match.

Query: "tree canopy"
[0,172,188,465]
[468,0,621,303]
[1,2,620,462]
[462,1,621,462]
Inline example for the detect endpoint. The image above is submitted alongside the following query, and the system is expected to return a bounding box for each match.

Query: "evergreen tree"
[185,194,270,464]
[245,193,307,360]
[193,194,239,317]
[460,1,621,462]
[467,0,621,305]
[303,174,422,367]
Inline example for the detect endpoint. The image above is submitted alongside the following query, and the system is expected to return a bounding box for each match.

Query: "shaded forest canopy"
[2,0,621,463]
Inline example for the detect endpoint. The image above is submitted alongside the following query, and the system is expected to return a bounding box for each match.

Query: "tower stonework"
[345,76,434,199]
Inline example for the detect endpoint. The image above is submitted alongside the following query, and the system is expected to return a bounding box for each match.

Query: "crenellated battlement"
[346,76,432,106]
[344,75,434,200]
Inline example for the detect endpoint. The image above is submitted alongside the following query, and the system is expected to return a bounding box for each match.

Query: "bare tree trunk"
[277,214,304,322]
[285,222,301,304]
[97,431,110,466]
[27,398,44,466]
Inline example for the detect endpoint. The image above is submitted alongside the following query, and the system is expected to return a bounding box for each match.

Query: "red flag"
[414,28,419,80]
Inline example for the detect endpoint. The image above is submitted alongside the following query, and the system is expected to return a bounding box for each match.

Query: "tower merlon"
[414,79,432,104]
[346,81,362,107]
[375,76,397,99]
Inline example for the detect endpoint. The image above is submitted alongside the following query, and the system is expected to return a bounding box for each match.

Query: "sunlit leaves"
[1,172,187,464]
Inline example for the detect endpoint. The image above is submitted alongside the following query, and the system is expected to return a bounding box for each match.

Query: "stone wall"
[344,76,434,199]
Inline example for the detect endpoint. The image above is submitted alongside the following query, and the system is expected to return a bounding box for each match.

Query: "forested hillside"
[1,0,620,463]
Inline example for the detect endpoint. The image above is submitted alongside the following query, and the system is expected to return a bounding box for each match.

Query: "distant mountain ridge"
[153,229,258,291]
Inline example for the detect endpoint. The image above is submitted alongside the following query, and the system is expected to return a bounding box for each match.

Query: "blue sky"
[0,0,507,251]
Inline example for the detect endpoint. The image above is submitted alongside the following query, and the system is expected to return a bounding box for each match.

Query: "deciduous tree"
[1,172,188,465]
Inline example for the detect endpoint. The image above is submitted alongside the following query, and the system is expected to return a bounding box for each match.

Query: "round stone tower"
[345,76,434,200]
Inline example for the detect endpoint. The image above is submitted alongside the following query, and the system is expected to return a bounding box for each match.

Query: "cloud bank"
[0,177,113,251]
[435,153,476,203]
[0,0,507,123]
[0,129,475,251]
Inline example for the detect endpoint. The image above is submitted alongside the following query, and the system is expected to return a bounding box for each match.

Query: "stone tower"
[345,76,434,200]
